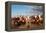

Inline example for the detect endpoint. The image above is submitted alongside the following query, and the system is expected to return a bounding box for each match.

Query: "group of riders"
[11,15,43,28]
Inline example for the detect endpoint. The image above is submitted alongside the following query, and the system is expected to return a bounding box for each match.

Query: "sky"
[11,5,43,17]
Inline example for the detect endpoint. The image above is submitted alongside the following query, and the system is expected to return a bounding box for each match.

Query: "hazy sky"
[11,5,43,17]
